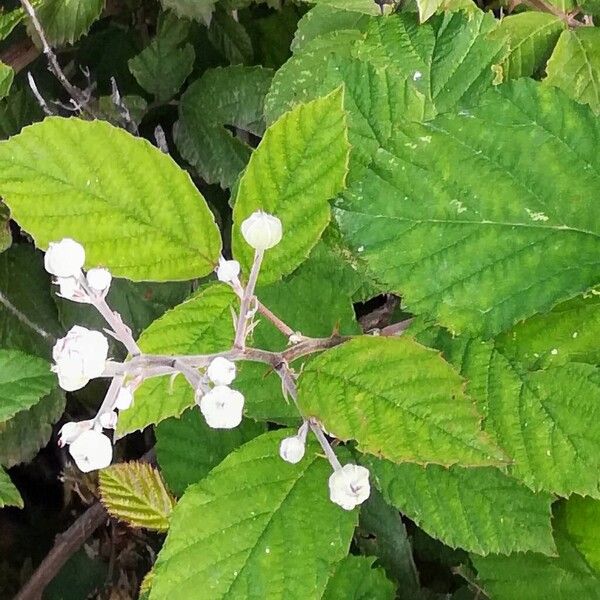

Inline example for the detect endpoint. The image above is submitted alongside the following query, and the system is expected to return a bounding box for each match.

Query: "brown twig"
[518,0,586,26]
[0,38,40,74]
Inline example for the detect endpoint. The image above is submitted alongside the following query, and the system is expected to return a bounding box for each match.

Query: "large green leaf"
[322,555,395,600]
[232,90,350,284]
[208,8,253,65]
[336,79,600,338]
[116,284,236,436]
[0,349,55,423]
[0,388,65,467]
[30,0,105,46]
[150,430,357,599]
[99,462,175,531]
[0,118,222,281]
[546,27,600,113]
[297,336,504,467]
[496,12,564,80]
[155,407,266,496]
[0,466,23,508]
[365,456,555,555]
[473,502,600,599]
[175,65,273,188]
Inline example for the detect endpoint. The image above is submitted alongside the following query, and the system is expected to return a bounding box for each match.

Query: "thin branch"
[234,250,264,349]
[0,289,54,342]
[256,300,295,339]
[27,72,54,116]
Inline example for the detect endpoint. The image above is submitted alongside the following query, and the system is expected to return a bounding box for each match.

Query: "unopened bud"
[240,211,282,251]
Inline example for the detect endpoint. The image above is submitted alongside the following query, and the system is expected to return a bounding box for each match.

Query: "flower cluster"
[43,211,370,511]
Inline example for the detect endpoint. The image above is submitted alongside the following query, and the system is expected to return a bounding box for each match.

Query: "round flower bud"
[44,238,85,278]
[216,258,241,284]
[240,211,282,251]
[279,435,305,464]
[68,429,113,472]
[86,268,112,294]
[114,387,134,411]
[52,326,109,391]
[206,357,236,386]
[58,420,92,447]
[99,411,118,429]
[328,464,371,510]
[199,385,244,429]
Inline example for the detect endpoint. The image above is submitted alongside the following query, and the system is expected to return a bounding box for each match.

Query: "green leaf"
[564,496,600,573]
[0,62,14,101]
[0,466,23,508]
[128,25,195,102]
[297,336,504,467]
[208,8,253,65]
[546,27,600,113]
[495,12,564,80]
[175,65,273,188]
[155,407,266,496]
[0,349,55,423]
[0,245,63,359]
[116,284,236,436]
[355,12,508,116]
[160,0,215,25]
[0,388,65,467]
[336,79,600,338]
[0,8,25,41]
[302,0,381,15]
[0,117,222,281]
[232,89,350,284]
[150,430,358,599]
[0,86,44,139]
[30,0,105,46]
[473,502,600,599]
[416,0,444,23]
[365,456,555,555]
[418,328,600,497]
[0,202,10,253]
[99,462,175,531]
[322,555,396,600]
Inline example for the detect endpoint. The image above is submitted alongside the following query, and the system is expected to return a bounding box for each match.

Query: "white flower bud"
[99,411,118,429]
[206,357,236,385]
[58,420,92,447]
[199,385,244,429]
[328,464,371,510]
[279,435,305,464]
[86,268,112,294]
[114,387,133,411]
[68,429,113,472]
[44,238,85,278]
[240,211,282,251]
[216,258,241,283]
[52,326,109,391]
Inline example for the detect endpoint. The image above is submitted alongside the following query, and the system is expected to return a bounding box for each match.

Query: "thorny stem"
[234,249,264,349]
[92,374,124,426]
[309,419,343,471]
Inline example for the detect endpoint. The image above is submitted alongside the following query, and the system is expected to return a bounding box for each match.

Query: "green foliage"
[298,335,504,466]
[99,462,175,531]
[0,8,24,41]
[160,0,215,25]
[155,407,266,495]
[0,466,23,508]
[546,27,600,112]
[175,65,273,188]
[0,63,14,101]
[303,0,381,15]
[232,90,350,283]
[0,202,10,253]
[365,457,555,555]
[117,284,236,435]
[150,430,358,599]
[0,118,222,281]
[208,8,253,65]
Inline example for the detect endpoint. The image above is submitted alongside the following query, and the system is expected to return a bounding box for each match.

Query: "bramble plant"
[1,0,600,598]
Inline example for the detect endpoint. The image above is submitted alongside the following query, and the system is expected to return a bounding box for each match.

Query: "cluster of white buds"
[52,325,109,391]
[197,357,245,429]
[58,421,113,473]
[45,238,112,303]
[328,464,371,510]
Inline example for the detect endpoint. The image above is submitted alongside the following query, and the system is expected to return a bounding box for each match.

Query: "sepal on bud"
[240,211,282,251]
[279,435,305,464]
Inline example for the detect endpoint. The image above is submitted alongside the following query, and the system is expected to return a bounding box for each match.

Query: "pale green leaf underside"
[336,79,600,338]
[116,284,236,436]
[232,90,350,284]
[0,117,222,281]
[496,12,564,80]
[0,349,55,424]
[546,27,600,113]
[322,555,396,600]
[175,65,273,188]
[0,466,23,508]
[473,501,600,599]
[155,408,266,496]
[150,430,357,600]
[365,456,555,555]
[297,336,504,467]
[99,462,175,531]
